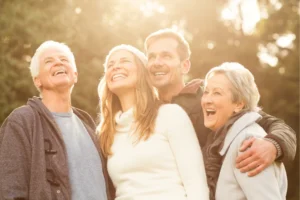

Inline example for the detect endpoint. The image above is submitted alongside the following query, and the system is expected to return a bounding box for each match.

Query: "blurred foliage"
[0,0,298,199]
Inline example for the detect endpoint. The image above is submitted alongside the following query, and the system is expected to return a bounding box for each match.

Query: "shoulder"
[73,107,95,129]
[0,105,36,140]
[227,123,267,155]
[237,123,267,142]
[158,104,187,117]
[220,112,265,156]
[156,104,191,128]
[5,105,35,125]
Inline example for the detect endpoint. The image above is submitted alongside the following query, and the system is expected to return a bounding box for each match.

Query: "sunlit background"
[0,0,299,199]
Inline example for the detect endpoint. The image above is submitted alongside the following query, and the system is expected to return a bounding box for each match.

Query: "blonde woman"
[97,44,209,200]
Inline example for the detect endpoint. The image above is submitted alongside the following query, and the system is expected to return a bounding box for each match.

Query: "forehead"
[206,73,232,89]
[40,46,69,60]
[108,50,135,62]
[147,37,179,54]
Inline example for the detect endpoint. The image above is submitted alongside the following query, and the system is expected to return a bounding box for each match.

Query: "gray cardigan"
[216,112,287,200]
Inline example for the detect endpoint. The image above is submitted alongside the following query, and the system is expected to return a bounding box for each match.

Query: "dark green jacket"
[171,79,296,165]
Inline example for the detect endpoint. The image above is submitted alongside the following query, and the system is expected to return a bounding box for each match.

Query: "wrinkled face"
[34,47,78,92]
[201,73,243,131]
[105,50,138,97]
[146,38,187,91]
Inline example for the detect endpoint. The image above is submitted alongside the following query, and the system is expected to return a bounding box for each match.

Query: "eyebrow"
[148,51,172,57]
[205,86,225,92]
[108,56,130,63]
[43,55,68,61]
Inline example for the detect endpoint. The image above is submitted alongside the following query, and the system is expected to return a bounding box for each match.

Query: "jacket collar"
[179,79,203,94]
[219,112,262,156]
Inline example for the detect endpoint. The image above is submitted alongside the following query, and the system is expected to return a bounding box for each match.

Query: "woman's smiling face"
[105,50,138,97]
[201,73,243,131]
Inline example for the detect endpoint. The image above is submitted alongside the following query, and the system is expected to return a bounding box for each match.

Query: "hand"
[235,137,277,177]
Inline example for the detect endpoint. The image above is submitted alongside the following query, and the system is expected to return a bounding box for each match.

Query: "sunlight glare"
[257,52,278,67]
[270,0,282,10]
[207,41,215,50]
[140,1,165,17]
[221,8,236,20]
[240,0,260,34]
[279,67,285,74]
[221,0,261,34]
[257,44,279,67]
[75,7,82,14]
[276,34,296,49]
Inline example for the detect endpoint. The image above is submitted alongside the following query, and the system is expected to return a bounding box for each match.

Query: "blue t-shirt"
[52,111,107,200]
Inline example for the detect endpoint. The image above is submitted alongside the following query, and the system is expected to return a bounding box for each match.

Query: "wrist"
[263,138,282,159]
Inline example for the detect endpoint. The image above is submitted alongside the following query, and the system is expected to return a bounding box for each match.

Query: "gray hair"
[204,62,261,112]
[29,40,77,79]
[103,44,147,71]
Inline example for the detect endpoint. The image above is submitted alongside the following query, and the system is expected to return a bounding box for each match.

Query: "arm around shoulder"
[257,111,296,164]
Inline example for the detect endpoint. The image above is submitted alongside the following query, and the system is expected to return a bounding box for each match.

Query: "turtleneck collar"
[115,107,135,133]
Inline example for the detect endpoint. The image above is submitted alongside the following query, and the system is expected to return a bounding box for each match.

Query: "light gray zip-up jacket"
[216,112,287,200]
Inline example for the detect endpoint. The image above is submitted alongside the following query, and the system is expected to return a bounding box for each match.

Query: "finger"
[239,137,255,152]
[239,160,261,173]
[236,153,255,169]
[247,164,266,177]
[236,149,252,165]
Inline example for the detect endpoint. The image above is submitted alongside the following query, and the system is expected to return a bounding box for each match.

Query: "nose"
[202,93,213,104]
[54,58,64,66]
[152,56,163,68]
[112,62,121,71]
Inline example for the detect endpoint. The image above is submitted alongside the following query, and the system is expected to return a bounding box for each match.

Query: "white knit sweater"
[107,104,209,200]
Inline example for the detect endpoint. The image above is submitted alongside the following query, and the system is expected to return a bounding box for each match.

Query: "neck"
[158,82,185,102]
[41,90,72,112]
[117,90,136,112]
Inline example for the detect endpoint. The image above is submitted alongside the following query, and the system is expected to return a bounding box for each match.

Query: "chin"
[204,122,215,131]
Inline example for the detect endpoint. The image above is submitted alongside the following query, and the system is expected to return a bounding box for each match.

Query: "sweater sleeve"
[257,110,296,165]
[0,116,31,199]
[162,104,209,200]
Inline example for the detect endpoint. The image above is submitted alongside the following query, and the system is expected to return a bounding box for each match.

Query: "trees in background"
[0,0,298,199]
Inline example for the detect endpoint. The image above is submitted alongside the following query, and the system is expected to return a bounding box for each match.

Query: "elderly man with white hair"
[0,41,111,200]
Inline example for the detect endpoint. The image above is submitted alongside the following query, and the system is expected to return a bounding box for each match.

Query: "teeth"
[112,74,126,80]
[53,70,66,76]
[206,109,216,116]
[154,72,166,76]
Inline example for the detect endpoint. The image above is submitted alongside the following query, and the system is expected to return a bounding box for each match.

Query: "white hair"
[29,40,77,78]
[103,44,147,71]
[204,62,261,112]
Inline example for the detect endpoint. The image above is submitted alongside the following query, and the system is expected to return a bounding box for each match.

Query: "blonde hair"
[97,45,162,157]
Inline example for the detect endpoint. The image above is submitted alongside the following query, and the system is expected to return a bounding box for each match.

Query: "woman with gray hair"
[201,62,287,200]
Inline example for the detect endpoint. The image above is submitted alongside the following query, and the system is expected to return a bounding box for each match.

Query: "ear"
[33,77,42,89]
[234,101,245,113]
[180,59,191,74]
[73,71,78,83]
